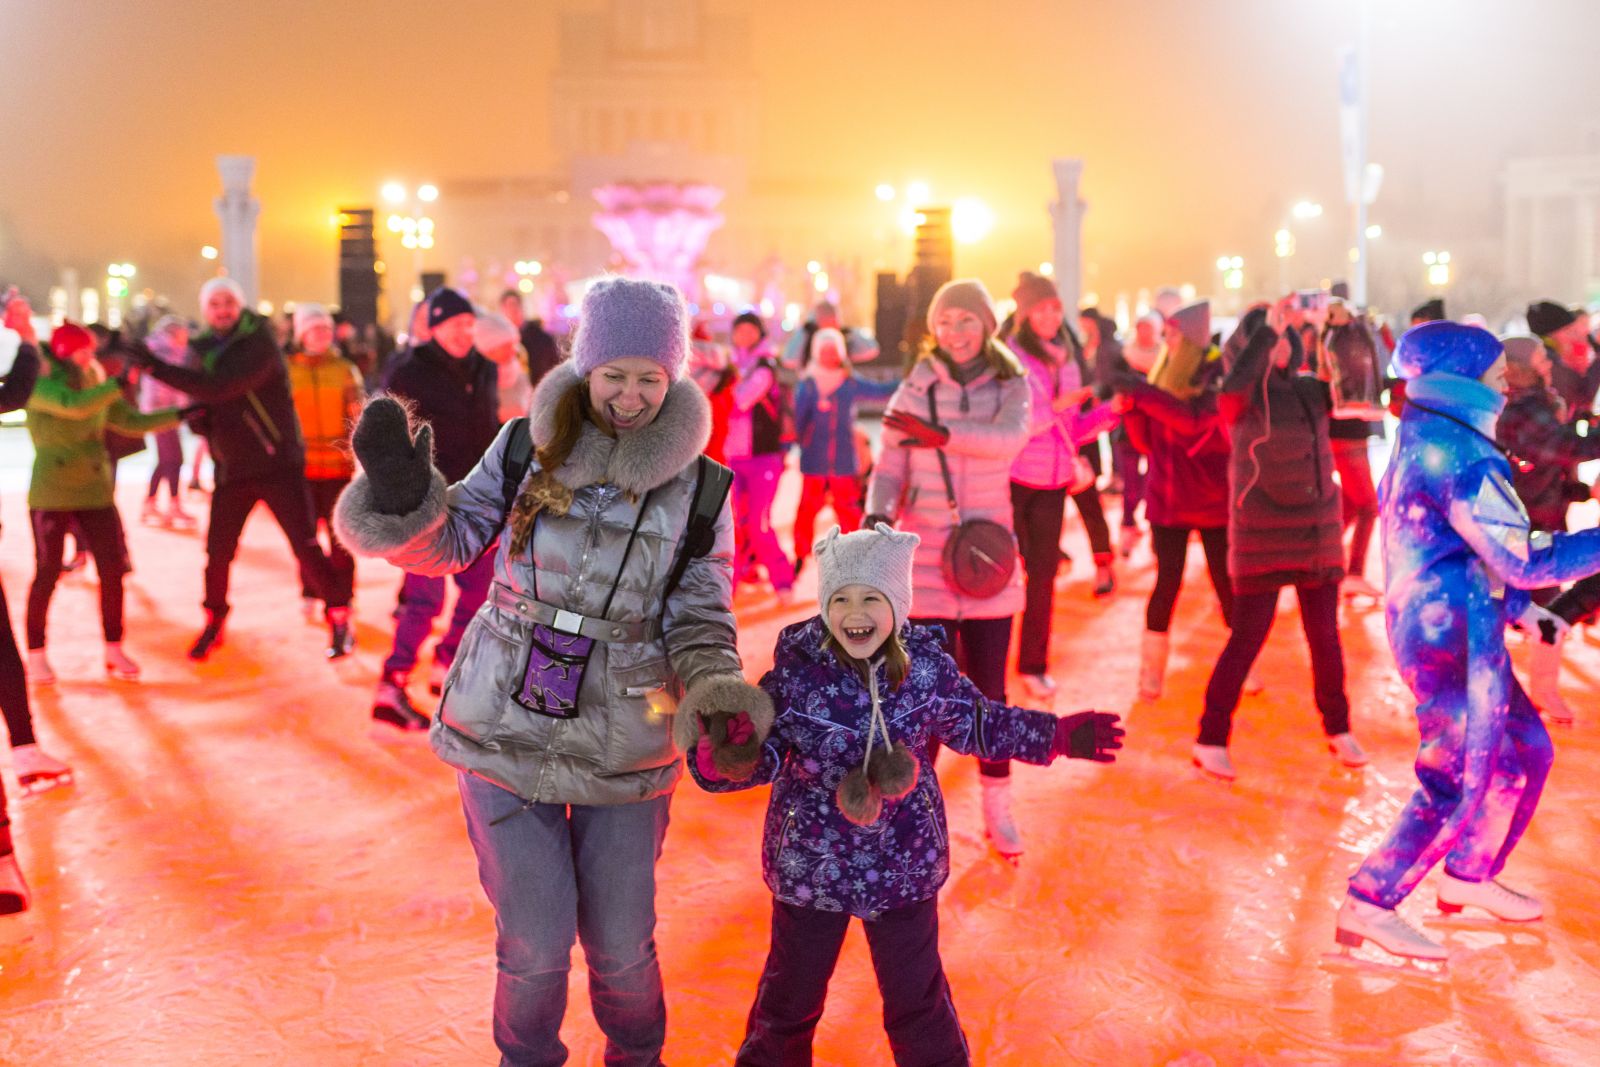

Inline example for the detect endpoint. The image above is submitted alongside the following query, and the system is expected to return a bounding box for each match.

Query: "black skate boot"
[188,610,227,661]
[326,607,355,660]
[372,674,429,731]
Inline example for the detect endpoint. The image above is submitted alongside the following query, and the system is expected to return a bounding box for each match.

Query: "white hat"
[815,523,921,627]
[292,303,333,341]
[199,276,245,306]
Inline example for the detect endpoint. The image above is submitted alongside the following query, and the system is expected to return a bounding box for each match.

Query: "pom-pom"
[868,743,919,799]
[835,767,882,826]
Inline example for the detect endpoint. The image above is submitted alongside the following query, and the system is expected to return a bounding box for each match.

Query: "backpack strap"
[500,416,533,515]
[664,454,734,597]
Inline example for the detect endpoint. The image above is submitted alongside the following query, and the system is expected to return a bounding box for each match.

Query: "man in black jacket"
[133,277,350,660]
[370,287,501,728]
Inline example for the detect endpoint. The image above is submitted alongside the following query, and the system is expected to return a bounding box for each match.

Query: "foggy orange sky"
[3,0,1598,317]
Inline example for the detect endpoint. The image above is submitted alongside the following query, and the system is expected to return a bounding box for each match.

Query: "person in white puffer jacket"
[865,278,1033,857]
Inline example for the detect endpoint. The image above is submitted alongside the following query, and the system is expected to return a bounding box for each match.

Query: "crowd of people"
[3,264,1600,1064]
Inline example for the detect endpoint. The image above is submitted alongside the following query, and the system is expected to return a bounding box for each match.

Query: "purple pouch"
[514,623,594,719]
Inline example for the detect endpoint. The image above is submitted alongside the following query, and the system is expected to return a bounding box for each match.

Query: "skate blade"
[19,771,74,796]
[1432,904,1543,926]
[1321,945,1448,978]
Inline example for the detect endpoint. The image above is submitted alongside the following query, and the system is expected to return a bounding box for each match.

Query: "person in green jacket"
[24,323,181,683]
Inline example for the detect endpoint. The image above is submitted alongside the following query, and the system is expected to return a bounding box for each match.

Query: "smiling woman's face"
[588,356,670,432]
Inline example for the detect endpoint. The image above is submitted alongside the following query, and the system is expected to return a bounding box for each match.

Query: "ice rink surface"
[3,452,1599,1065]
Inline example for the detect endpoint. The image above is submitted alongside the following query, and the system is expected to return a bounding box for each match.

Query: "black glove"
[351,396,435,516]
[1052,711,1124,763]
[882,410,950,449]
[862,514,893,530]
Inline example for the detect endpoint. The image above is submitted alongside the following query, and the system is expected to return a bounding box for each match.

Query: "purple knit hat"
[572,276,691,380]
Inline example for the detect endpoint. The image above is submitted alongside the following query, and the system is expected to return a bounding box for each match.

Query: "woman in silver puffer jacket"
[336,276,769,1067]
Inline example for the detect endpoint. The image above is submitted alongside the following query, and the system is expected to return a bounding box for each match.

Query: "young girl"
[688,523,1123,1065]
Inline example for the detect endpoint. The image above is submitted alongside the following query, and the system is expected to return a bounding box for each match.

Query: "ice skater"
[1336,321,1600,965]
[688,523,1122,1065]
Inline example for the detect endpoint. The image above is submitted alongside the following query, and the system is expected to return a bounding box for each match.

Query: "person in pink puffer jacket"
[865,278,1034,856]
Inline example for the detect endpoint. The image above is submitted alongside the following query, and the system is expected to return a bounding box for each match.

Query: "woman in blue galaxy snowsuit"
[1337,321,1600,961]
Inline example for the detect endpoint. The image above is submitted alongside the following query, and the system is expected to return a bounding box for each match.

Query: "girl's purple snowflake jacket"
[687,616,1057,919]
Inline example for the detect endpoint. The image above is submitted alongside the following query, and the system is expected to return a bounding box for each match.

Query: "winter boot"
[326,607,355,660]
[1335,893,1447,961]
[1191,744,1237,781]
[373,674,429,731]
[103,643,141,681]
[13,744,73,795]
[980,775,1024,858]
[188,610,227,661]
[1436,873,1542,922]
[1528,631,1575,725]
[26,650,55,687]
[0,848,28,916]
[1327,732,1369,768]
[140,497,166,526]
[1020,673,1057,701]
[1138,630,1169,700]
[1118,524,1142,559]
[1092,555,1116,598]
[166,502,197,530]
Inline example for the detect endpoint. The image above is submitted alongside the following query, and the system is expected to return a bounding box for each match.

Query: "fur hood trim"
[527,360,711,495]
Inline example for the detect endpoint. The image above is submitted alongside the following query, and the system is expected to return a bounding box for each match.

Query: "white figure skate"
[1435,873,1542,922]
[1330,893,1448,974]
[13,744,74,795]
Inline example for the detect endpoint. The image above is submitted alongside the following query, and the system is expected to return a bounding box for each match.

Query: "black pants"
[736,896,969,1067]
[1146,523,1232,633]
[205,471,345,615]
[1197,581,1350,746]
[1,577,34,748]
[912,614,1012,778]
[1011,483,1066,676]
[28,507,126,649]
[297,477,355,605]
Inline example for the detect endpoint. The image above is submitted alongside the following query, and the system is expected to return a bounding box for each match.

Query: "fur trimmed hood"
[528,360,711,495]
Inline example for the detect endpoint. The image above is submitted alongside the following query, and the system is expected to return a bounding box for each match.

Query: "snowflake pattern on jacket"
[688,617,1057,919]
[1348,372,1600,908]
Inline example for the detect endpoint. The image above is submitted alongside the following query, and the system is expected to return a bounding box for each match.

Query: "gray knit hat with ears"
[572,276,691,379]
[815,523,921,628]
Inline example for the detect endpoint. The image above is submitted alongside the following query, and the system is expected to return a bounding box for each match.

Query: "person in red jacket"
[1119,301,1232,702]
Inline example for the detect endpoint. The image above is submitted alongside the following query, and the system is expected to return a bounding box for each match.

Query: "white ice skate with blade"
[13,743,74,795]
[980,776,1023,859]
[1330,893,1447,973]
[1435,873,1542,922]
[1191,744,1236,781]
[1327,732,1369,768]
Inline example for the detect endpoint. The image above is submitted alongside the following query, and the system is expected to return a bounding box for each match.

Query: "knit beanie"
[815,523,920,629]
[810,327,847,365]
[426,287,474,329]
[1168,301,1212,349]
[570,276,690,379]
[292,303,334,341]
[1011,271,1060,320]
[1500,336,1542,368]
[926,279,997,336]
[49,323,95,359]
[199,276,245,307]
[1526,300,1578,337]
[474,310,519,353]
[1391,320,1502,380]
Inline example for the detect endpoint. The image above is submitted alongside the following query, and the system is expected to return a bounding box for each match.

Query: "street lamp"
[951,197,994,245]
[200,245,219,261]
[1292,200,1324,221]
[1216,256,1245,291]
[1423,250,1451,287]
[381,182,438,304]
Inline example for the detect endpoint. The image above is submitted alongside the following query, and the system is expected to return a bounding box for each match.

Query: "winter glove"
[882,410,950,449]
[694,710,756,781]
[862,513,892,531]
[351,396,435,516]
[1052,711,1124,763]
